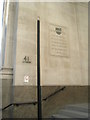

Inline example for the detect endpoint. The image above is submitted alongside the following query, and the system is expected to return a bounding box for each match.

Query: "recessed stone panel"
[49,24,69,57]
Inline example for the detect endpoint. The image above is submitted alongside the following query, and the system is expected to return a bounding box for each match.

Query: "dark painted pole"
[37,17,42,119]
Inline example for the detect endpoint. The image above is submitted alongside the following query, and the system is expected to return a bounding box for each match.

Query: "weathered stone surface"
[1,2,88,119]
[2,86,88,118]
[14,2,88,86]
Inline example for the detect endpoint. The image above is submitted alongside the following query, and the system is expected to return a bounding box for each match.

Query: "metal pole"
[37,17,42,119]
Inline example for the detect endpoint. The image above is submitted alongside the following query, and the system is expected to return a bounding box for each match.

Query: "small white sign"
[24,76,29,83]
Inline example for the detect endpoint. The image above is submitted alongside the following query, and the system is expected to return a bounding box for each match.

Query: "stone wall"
[2,86,88,118]
[1,2,88,119]
[14,2,88,86]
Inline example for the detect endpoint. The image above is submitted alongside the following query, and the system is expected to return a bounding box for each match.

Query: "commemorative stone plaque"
[49,24,69,57]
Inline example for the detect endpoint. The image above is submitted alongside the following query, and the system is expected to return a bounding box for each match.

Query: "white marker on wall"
[24,75,30,83]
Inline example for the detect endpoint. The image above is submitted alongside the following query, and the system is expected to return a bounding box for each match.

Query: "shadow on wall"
[2,86,88,118]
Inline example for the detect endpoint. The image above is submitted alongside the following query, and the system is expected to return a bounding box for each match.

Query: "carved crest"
[55,27,62,35]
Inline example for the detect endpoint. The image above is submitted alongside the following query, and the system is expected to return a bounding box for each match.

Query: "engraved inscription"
[49,24,69,57]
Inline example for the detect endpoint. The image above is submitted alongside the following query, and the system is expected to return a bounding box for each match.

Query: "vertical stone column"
[0,2,17,118]
[4,3,15,68]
